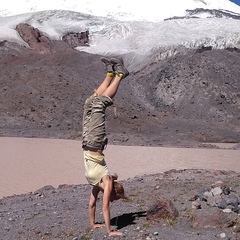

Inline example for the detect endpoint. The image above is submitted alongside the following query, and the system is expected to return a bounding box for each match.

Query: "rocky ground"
[0,169,240,240]
[0,26,240,239]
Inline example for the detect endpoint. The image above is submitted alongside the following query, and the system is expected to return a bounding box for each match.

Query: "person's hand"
[93,223,105,228]
[111,173,118,180]
[109,230,122,236]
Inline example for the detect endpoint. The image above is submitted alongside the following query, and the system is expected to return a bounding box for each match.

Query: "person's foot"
[100,57,114,73]
[110,57,129,79]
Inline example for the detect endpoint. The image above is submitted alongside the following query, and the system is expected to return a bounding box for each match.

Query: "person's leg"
[94,74,114,96]
[101,75,122,99]
[95,56,129,97]
[97,56,129,98]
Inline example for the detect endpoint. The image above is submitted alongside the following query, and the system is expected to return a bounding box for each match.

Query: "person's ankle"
[107,72,114,77]
[117,73,124,78]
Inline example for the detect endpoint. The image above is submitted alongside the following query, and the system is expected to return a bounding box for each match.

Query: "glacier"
[1,9,240,72]
[1,0,240,72]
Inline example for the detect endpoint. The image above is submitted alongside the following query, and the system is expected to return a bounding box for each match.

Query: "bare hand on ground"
[93,223,105,228]
[109,230,122,236]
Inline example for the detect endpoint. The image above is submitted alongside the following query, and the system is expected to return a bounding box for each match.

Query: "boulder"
[191,210,236,229]
[146,199,179,222]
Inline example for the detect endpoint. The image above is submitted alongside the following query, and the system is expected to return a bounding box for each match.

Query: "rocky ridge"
[1,169,240,239]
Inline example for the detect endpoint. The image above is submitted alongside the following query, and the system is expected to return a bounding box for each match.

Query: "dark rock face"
[165,8,240,21]
[16,23,53,53]
[186,8,240,20]
[15,23,89,53]
[62,31,89,47]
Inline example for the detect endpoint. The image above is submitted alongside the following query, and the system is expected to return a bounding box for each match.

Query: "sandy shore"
[0,137,239,199]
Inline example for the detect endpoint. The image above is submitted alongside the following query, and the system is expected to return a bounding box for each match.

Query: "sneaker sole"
[109,57,124,65]
[101,57,114,73]
[100,57,111,65]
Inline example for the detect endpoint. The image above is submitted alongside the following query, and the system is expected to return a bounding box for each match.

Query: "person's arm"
[89,186,104,228]
[102,176,122,236]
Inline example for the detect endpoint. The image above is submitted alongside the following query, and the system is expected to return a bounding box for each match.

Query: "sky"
[231,0,240,5]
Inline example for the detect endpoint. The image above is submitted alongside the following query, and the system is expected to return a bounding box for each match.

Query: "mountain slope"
[0,1,240,146]
[0,42,239,146]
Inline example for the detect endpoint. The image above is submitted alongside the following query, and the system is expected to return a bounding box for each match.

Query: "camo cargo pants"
[82,95,113,150]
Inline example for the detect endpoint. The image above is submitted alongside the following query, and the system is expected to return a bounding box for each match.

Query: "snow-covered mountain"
[1,0,240,71]
[1,0,240,21]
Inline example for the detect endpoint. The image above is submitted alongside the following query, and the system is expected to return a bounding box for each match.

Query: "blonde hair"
[113,181,127,199]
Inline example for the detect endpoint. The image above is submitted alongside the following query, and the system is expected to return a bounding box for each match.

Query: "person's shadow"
[110,211,147,229]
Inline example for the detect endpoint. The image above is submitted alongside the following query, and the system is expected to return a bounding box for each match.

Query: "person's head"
[110,181,127,202]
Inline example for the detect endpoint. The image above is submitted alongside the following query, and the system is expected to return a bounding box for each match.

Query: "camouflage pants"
[82,95,113,150]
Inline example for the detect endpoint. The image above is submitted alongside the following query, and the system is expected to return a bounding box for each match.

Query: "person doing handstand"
[82,57,129,236]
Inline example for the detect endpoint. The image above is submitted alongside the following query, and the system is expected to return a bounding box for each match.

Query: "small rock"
[225,194,239,208]
[212,180,224,187]
[222,209,232,213]
[219,232,226,238]
[218,199,227,209]
[233,225,240,233]
[207,195,218,207]
[192,201,201,209]
[203,191,212,198]
[214,195,222,205]
[211,187,222,196]
[222,186,231,195]
[188,191,199,201]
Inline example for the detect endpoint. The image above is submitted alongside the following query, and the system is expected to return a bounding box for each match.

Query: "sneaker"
[100,57,114,73]
[110,57,129,79]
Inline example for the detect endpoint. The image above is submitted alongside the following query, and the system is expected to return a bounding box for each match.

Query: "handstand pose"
[82,57,129,236]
